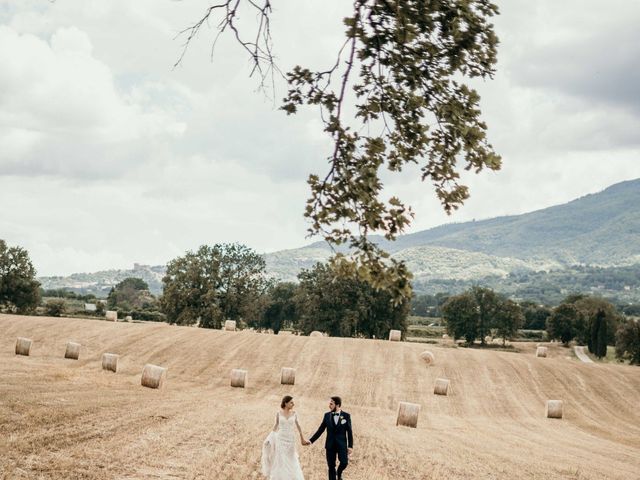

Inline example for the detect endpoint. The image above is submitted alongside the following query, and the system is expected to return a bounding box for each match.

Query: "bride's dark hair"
[281,395,293,408]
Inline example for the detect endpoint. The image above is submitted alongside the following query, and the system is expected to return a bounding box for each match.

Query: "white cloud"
[1,0,639,277]
[0,25,186,177]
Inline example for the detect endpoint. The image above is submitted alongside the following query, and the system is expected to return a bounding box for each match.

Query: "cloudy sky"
[1,0,639,276]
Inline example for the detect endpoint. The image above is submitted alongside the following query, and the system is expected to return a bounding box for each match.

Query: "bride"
[261,395,310,479]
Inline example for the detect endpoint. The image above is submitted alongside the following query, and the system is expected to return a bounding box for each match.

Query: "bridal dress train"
[261,412,305,480]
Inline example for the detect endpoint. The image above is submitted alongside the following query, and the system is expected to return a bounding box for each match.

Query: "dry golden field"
[1,314,639,480]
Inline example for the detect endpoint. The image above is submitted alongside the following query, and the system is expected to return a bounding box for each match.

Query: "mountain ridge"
[39,178,640,299]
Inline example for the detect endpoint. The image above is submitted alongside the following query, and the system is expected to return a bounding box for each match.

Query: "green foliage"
[411,293,449,317]
[294,263,409,338]
[520,301,551,330]
[493,299,524,345]
[259,282,298,334]
[41,288,97,302]
[588,309,610,358]
[442,292,478,344]
[546,303,581,345]
[615,319,640,365]
[45,298,66,317]
[442,286,522,344]
[284,1,501,302]
[95,301,106,316]
[117,310,167,322]
[184,1,501,303]
[107,277,156,311]
[545,295,619,348]
[0,239,41,314]
[160,243,269,329]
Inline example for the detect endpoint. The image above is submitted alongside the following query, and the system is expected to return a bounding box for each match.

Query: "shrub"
[45,299,66,317]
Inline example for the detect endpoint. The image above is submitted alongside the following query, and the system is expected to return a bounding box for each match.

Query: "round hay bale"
[536,346,548,358]
[224,320,237,331]
[546,400,563,419]
[396,401,420,428]
[231,369,248,388]
[420,350,435,365]
[124,315,132,322]
[442,334,449,340]
[280,367,296,385]
[484,335,492,343]
[309,331,323,338]
[102,353,119,373]
[64,342,81,360]
[105,310,118,321]
[434,378,450,396]
[15,337,32,356]
[389,329,401,342]
[141,364,167,389]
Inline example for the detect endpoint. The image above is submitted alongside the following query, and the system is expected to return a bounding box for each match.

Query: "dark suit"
[310,411,353,480]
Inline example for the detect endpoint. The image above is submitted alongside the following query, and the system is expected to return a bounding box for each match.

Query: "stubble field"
[1,314,639,480]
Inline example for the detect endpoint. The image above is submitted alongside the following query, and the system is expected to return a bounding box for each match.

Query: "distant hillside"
[40,264,165,297]
[38,179,640,302]
[266,178,640,281]
[378,178,640,264]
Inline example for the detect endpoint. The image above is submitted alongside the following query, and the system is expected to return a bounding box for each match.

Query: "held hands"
[302,439,311,446]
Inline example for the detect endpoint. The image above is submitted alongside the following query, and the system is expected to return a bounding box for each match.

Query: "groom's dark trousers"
[310,411,353,480]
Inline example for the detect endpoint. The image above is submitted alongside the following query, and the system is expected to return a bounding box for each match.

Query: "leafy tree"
[107,277,157,311]
[95,301,106,316]
[589,309,609,358]
[0,239,41,314]
[470,286,500,344]
[596,311,608,359]
[493,299,524,345]
[411,293,449,317]
[295,263,408,338]
[546,303,581,345]
[260,282,298,334]
[615,319,640,365]
[160,243,269,329]
[442,292,478,344]
[520,301,551,330]
[45,298,66,317]
[179,1,502,302]
[560,295,619,346]
[443,287,521,345]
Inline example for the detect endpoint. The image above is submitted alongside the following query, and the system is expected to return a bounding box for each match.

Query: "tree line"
[1,238,638,363]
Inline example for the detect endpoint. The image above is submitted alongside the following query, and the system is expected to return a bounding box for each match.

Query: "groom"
[309,396,353,480]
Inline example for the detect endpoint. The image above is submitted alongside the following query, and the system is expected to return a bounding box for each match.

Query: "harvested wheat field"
[1,314,640,480]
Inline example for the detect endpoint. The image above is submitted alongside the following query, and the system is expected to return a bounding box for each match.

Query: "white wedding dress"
[262,411,305,480]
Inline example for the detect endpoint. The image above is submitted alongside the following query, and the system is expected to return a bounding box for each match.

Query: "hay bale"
[484,335,492,343]
[309,331,323,337]
[434,378,450,396]
[15,337,32,356]
[280,367,296,385]
[141,364,167,389]
[396,402,420,428]
[231,369,248,388]
[124,315,132,322]
[546,400,563,419]
[420,350,435,365]
[389,329,401,342]
[224,320,236,331]
[64,342,81,360]
[102,353,119,373]
[536,346,548,358]
[105,310,118,322]
[442,334,449,340]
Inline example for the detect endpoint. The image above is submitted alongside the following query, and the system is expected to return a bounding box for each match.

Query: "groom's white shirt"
[333,409,342,424]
